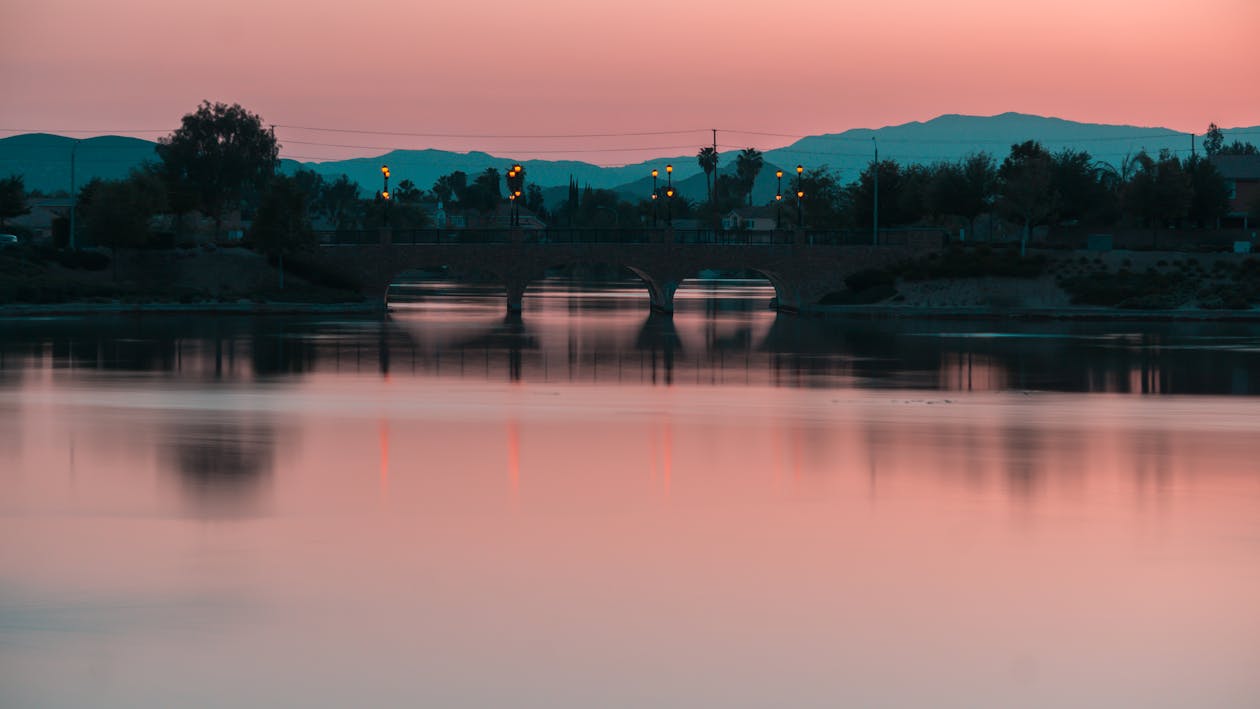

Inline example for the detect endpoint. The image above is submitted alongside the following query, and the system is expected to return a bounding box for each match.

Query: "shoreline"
[3,298,1260,322]
[0,300,384,317]
[800,303,1260,322]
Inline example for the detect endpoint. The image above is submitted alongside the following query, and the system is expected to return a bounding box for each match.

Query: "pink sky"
[2,0,1257,164]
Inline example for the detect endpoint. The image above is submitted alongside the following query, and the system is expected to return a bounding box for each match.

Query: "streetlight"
[665,165,674,229]
[651,168,659,227]
[775,170,783,229]
[380,164,391,226]
[795,165,804,229]
[506,164,525,226]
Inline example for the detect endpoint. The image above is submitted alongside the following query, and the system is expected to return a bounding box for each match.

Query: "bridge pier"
[505,279,528,313]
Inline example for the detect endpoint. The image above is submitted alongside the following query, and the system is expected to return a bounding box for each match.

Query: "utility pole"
[1191,132,1196,159]
[69,140,78,250]
[872,137,879,245]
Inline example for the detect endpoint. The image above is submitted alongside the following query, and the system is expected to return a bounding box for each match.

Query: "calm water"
[3,279,1259,708]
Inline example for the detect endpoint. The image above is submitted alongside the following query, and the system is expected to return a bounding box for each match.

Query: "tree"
[78,170,166,277]
[1186,155,1231,228]
[1220,141,1260,156]
[465,168,502,214]
[793,167,847,229]
[525,184,546,220]
[926,153,997,237]
[393,179,423,204]
[318,175,362,229]
[0,175,30,229]
[850,160,911,228]
[156,101,279,238]
[697,147,718,203]
[1122,150,1192,237]
[1050,149,1107,224]
[735,148,764,206]
[251,175,314,288]
[1204,123,1225,156]
[998,141,1058,256]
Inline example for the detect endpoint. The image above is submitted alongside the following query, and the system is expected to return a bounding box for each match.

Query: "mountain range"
[4,113,1257,208]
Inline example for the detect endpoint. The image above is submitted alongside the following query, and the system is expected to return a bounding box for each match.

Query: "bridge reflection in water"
[314,227,946,313]
[4,279,1260,394]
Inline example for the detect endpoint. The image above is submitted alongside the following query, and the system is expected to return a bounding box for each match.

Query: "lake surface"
[3,279,1260,707]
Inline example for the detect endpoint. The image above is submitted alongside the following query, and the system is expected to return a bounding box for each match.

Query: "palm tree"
[696,147,718,203]
[735,148,764,206]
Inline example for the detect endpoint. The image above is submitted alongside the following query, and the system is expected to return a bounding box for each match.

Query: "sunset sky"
[2,0,1258,164]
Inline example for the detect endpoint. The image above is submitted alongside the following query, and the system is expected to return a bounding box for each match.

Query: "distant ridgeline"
[4,114,1258,204]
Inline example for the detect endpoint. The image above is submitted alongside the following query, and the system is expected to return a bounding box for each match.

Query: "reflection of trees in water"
[3,312,1260,393]
[163,419,275,516]
[635,312,682,386]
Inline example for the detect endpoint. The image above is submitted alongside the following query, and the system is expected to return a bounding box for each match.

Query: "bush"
[845,268,895,292]
[55,249,111,271]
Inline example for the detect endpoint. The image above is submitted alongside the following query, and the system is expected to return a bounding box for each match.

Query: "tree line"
[5,103,1258,260]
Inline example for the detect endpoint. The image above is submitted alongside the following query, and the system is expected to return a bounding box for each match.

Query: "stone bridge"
[310,228,944,314]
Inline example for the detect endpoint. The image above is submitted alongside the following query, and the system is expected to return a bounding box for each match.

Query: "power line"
[278,138,703,155]
[274,125,708,139]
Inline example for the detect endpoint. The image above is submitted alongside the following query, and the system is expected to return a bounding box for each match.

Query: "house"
[1210,154,1260,228]
[10,197,74,241]
[721,206,779,231]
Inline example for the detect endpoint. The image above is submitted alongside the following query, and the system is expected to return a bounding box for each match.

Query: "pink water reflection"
[3,365,1259,707]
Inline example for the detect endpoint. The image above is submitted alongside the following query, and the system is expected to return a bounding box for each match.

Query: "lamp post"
[513,165,522,226]
[651,168,659,227]
[506,165,524,227]
[775,169,783,229]
[795,165,804,229]
[665,164,674,228]
[380,165,391,226]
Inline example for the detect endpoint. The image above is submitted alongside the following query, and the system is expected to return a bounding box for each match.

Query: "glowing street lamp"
[666,187,675,226]
[795,165,804,229]
[506,164,525,226]
[651,168,659,227]
[775,170,784,229]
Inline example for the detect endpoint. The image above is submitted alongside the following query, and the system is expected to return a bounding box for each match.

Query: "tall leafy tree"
[251,175,314,288]
[926,153,997,237]
[1122,150,1192,234]
[0,174,30,229]
[393,179,423,204]
[78,170,167,277]
[1185,155,1231,228]
[466,168,503,214]
[735,148,764,206]
[998,141,1058,256]
[525,184,546,219]
[1204,123,1225,156]
[793,167,846,229]
[850,160,911,228]
[156,101,279,238]
[318,175,362,229]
